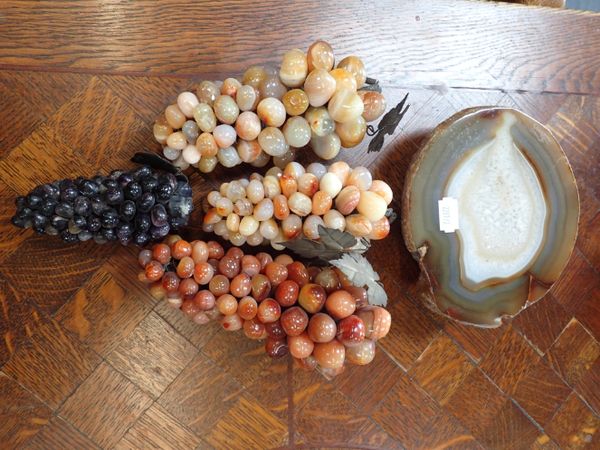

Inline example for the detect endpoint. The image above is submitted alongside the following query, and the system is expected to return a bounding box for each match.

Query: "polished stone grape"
[275,280,299,307]
[280,306,308,336]
[307,313,337,343]
[298,283,327,314]
[288,332,314,359]
[265,337,288,358]
[257,298,281,324]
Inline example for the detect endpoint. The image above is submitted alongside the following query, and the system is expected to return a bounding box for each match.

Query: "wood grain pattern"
[158,354,244,436]
[106,312,198,398]
[371,373,442,447]
[546,319,600,387]
[512,358,572,427]
[409,333,476,405]
[0,372,52,448]
[545,392,600,449]
[0,274,50,366]
[0,1,599,448]
[2,319,101,409]
[479,325,541,395]
[55,267,153,356]
[59,362,153,448]
[205,394,288,449]
[114,403,202,450]
[22,416,100,450]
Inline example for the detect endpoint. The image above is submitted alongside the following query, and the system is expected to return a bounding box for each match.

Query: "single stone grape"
[265,336,288,358]
[313,339,345,369]
[259,74,287,100]
[336,315,366,347]
[257,298,282,323]
[275,279,299,307]
[337,56,367,87]
[347,166,373,190]
[282,116,311,147]
[282,89,309,116]
[177,92,200,118]
[298,283,327,314]
[345,339,376,365]
[221,313,243,331]
[217,293,238,315]
[221,78,242,97]
[307,40,335,72]
[153,117,172,144]
[193,103,217,133]
[264,262,288,286]
[356,306,392,340]
[258,127,289,157]
[213,124,237,148]
[311,133,341,160]
[336,115,366,148]
[335,186,360,215]
[243,318,267,340]
[280,48,308,87]
[236,85,258,111]
[305,106,335,137]
[304,69,337,107]
[257,98,287,128]
[288,332,314,359]
[328,89,364,123]
[194,290,216,310]
[358,91,386,122]
[251,273,271,302]
[165,104,186,129]
[235,111,261,141]
[196,81,220,106]
[209,274,230,296]
[236,296,258,320]
[344,214,372,237]
[213,95,239,124]
[280,306,309,336]
[357,190,387,222]
[242,66,267,88]
[329,68,357,93]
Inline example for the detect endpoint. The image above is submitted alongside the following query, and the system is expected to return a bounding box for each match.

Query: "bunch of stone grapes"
[152,40,386,171]
[202,160,392,248]
[139,236,391,375]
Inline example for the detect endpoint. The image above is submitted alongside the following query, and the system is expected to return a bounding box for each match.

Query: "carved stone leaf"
[329,253,388,306]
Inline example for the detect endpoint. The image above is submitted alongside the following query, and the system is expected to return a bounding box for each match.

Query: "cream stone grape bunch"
[153,40,387,171]
[201,161,393,248]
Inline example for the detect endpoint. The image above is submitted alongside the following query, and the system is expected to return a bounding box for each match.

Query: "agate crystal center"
[446,112,547,289]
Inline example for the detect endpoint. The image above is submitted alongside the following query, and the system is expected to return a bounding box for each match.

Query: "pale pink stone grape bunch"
[152,40,387,171]
[202,160,393,248]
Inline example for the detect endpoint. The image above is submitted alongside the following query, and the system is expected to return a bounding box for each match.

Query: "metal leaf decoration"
[280,226,370,261]
[366,92,410,153]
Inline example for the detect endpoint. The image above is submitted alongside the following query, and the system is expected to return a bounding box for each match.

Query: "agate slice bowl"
[402,107,579,327]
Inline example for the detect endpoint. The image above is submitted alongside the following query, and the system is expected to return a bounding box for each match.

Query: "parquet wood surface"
[0,1,599,449]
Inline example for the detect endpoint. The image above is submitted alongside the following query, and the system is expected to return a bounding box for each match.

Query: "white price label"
[438,197,459,233]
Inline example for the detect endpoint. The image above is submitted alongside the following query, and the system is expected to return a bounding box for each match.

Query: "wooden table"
[0,1,599,449]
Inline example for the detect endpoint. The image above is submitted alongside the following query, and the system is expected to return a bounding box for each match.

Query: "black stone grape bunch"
[11,153,194,246]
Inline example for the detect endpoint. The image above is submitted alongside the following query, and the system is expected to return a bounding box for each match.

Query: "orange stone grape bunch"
[138,236,391,375]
